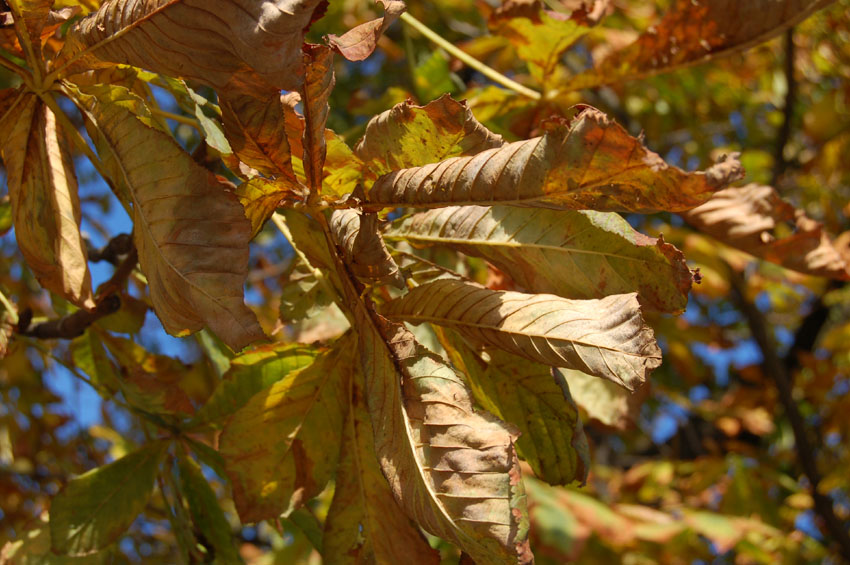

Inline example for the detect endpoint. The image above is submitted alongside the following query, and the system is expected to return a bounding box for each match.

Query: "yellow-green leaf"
[442,331,590,486]
[355,94,504,178]
[558,368,646,431]
[323,371,440,565]
[219,335,351,522]
[71,84,265,350]
[50,442,168,556]
[236,177,301,238]
[0,90,94,308]
[383,279,661,390]
[368,107,743,212]
[357,312,532,564]
[386,205,693,312]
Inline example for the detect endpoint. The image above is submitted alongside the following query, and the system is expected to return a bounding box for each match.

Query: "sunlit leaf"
[192,343,320,427]
[220,335,351,522]
[557,368,646,431]
[330,209,404,287]
[386,205,693,312]
[323,371,440,565]
[357,309,532,564]
[327,0,406,62]
[0,514,107,564]
[71,84,265,350]
[368,108,743,212]
[565,0,836,90]
[0,90,94,308]
[442,330,590,485]
[683,183,849,279]
[235,177,301,238]
[384,279,661,390]
[355,94,504,178]
[50,441,167,556]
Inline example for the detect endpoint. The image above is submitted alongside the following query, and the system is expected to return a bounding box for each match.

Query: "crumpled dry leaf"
[566,0,835,90]
[327,0,406,61]
[330,209,404,288]
[355,94,504,178]
[72,84,265,350]
[383,279,661,390]
[0,90,94,308]
[682,183,849,279]
[368,107,743,212]
[60,0,325,93]
[357,311,532,564]
[385,205,693,312]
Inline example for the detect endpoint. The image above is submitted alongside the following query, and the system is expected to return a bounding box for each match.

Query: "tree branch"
[728,267,850,559]
[772,28,796,186]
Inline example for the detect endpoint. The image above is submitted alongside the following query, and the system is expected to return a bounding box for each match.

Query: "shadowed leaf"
[327,0,406,61]
[71,84,265,350]
[683,184,849,279]
[0,90,94,308]
[566,0,835,90]
[386,205,693,312]
[323,371,440,565]
[368,108,743,212]
[357,313,532,564]
[301,44,335,194]
[219,335,351,522]
[384,279,661,390]
[355,95,504,178]
[331,209,403,287]
[50,442,167,556]
[558,368,647,430]
[441,330,590,486]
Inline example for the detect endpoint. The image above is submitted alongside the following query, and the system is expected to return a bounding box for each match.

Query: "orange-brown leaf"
[330,209,404,288]
[327,0,406,61]
[301,44,335,193]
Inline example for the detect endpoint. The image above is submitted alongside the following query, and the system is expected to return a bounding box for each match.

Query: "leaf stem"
[0,287,18,325]
[399,12,541,101]
[150,107,202,130]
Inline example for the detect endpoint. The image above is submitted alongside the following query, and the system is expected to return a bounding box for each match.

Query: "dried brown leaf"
[368,108,743,212]
[330,209,404,288]
[327,0,406,61]
[301,43,335,193]
[683,184,849,279]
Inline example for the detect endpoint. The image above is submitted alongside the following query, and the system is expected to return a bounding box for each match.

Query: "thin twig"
[0,286,18,325]
[400,12,541,101]
[772,28,796,186]
[728,267,850,560]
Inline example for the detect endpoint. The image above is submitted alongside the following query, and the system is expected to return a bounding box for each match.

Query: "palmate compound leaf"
[383,279,661,391]
[70,84,265,351]
[218,335,351,522]
[323,370,440,565]
[367,107,744,212]
[385,205,693,313]
[356,311,532,564]
[59,0,325,94]
[0,89,94,308]
[565,0,836,91]
[354,95,504,178]
[50,441,168,556]
[682,183,850,279]
[439,328,590,486]
[330,209,404,288]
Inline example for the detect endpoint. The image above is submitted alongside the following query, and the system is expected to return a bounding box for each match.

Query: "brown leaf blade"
[323,370,440,565]
[355,95,504,178]
[301,44,335,195]
[331,209,404,287]
[383,279,661,390]
[0,91,94,308]
[566,0,835,90]
[386,205,693,312]
[60,0,324,92]
[71,84,264,350]
[220,337,351,522]
[368,108,743,212]
[358,309,532,564]
[682,184,849,279]
[327,0,406,61]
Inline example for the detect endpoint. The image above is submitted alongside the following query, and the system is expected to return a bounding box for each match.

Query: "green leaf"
[0,515,108,564]
[323,372,440,565]
[413,50,458,103]
[355,95,503,178]
[177,455,242,564]
[386,205,693,313]
[50,442,168,556]
[0,196,11,235]
[279,261,333,322]
[192,343,320,427]
[441,331,589,485]
[219,335,352,522]
[384,279,661,390]
[559,368,645,430]
[368,107,743,212]
[70,330,120,395]
[356,311,532,564]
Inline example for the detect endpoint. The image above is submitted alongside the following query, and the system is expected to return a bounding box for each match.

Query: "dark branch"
[772,28,797,186]
[728,267,850,559]
[86,232,134,266]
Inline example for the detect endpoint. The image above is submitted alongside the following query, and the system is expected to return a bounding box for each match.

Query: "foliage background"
[1,0,850,563]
